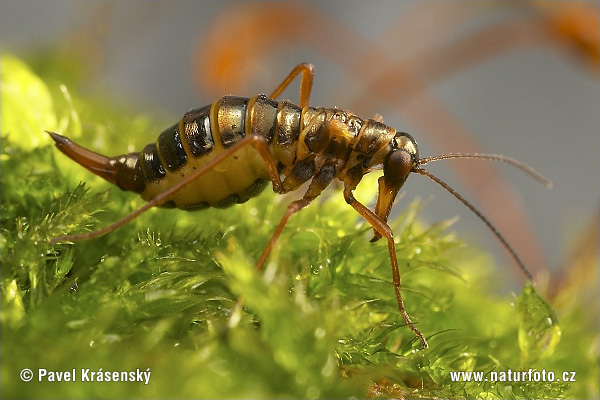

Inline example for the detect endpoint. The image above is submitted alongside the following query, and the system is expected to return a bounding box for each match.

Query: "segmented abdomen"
[137,95,303,210]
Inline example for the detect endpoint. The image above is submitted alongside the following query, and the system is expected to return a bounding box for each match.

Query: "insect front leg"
[268,63,314,108]
[342,167,428,349]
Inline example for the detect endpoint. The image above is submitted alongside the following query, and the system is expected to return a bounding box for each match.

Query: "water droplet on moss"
[517,282,561,363]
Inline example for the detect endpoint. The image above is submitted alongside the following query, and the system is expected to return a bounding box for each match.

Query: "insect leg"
[342,168,428,349]
[51,134,284,243]
[256,159,337,270]
[268,63,314,108]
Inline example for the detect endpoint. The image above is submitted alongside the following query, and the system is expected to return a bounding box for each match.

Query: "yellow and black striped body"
[67,94,410,211]
[47,62,545,351]
[138,95,279,209]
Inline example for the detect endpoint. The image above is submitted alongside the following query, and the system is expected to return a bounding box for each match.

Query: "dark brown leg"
[268,63,314,108]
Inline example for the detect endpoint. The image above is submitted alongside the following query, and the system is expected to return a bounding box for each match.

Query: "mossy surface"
[1,54,597,399]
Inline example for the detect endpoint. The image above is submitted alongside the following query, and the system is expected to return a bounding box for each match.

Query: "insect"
[48,63,551,349]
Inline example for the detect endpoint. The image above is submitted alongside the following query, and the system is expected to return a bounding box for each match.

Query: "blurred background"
[1,0,598,291]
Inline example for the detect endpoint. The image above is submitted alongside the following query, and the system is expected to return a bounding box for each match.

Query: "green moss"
[1,53,596,399]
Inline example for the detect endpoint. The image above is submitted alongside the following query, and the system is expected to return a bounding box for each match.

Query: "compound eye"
[384,149,413,182]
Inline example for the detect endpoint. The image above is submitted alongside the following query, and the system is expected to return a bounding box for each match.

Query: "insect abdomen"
[49,95,307,210]
[139,95,302,209]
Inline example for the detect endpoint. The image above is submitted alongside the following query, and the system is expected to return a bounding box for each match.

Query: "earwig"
[47,63,551,349]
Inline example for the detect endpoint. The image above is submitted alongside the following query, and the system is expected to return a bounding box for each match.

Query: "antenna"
[418,153,552,188]
[412,153,552,281]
